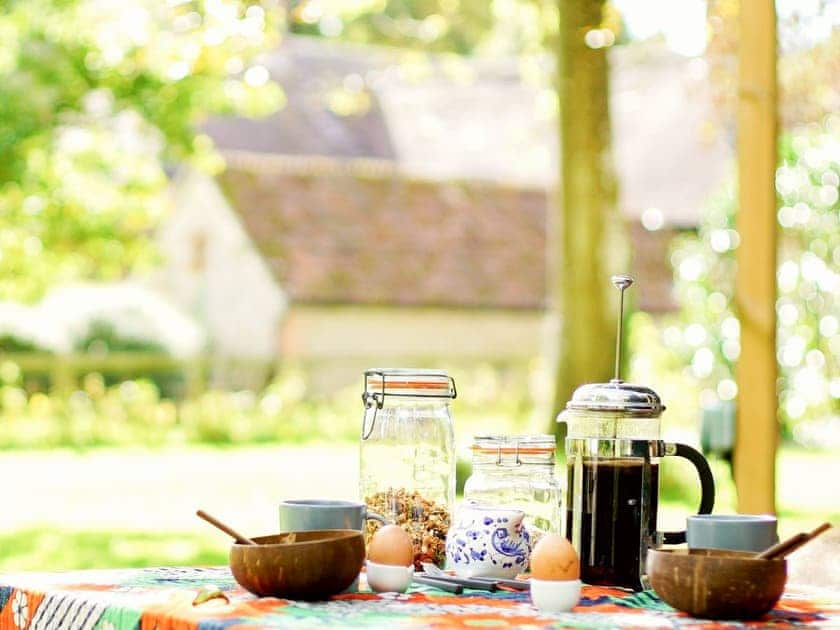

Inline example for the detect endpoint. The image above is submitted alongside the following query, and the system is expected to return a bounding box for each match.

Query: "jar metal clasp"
[361,370,386,440]
[496,442,523,467]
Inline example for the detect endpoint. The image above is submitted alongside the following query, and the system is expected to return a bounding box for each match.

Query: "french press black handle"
[661,442,715,545]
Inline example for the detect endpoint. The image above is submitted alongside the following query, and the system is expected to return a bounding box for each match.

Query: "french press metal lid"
[564,275,665,417]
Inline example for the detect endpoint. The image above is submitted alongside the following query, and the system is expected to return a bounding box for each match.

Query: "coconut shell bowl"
[230,530,365,600]
[647,548,786,620]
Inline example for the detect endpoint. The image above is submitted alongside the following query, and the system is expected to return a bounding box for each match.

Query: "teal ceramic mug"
[278,499,386,532]
[686,514,778,553]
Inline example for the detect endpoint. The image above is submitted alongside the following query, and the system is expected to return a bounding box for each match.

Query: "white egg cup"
[530,579,582,613]
[366,561,414,593]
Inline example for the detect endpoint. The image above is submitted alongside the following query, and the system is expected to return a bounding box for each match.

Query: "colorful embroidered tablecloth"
[1,567,838,629]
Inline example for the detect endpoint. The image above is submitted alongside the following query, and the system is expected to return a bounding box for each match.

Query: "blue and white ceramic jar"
[445,503,531,578]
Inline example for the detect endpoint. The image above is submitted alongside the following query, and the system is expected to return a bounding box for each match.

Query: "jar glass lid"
[471,434,556,465]
[472,434,556,454]
[363,368,456,401]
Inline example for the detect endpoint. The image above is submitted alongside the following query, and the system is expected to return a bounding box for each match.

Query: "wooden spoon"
[756,522,832,560]
[196,509,257,545]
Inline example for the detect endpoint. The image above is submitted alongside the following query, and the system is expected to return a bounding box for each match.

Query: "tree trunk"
[549,0,622,436]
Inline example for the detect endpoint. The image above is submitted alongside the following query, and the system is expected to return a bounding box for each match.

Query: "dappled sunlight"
[666,121,839,443]
[0,0,837,606]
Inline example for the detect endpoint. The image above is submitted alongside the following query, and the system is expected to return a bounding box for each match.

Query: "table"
[1,566,838,629]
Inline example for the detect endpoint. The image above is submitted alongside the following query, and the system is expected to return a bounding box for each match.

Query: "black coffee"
[565,459,658,590]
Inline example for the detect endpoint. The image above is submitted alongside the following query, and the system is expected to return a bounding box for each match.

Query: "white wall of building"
[280,305,546,360]
[156,168,286,359]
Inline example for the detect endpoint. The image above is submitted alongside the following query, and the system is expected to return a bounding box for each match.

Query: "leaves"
[0,0,284,301]
[287,0,559,56]
[669,122,840,436]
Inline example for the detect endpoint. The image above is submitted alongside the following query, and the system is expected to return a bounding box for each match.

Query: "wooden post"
[734,0,778,514]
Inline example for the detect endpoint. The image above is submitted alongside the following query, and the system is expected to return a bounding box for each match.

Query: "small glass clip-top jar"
[463,434,562,544]
[359,368,456,568]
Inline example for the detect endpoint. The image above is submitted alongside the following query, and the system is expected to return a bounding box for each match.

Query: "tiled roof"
[217,153,676,312]
[217,158,547,309]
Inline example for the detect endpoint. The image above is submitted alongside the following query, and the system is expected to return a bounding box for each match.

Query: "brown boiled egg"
[529,533,580,581]
[367,524,414,567]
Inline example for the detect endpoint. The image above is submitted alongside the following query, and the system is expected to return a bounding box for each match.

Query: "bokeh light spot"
[717,379,737,401]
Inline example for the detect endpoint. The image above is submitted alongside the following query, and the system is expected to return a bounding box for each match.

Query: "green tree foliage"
[286,0,576,55]
[668,122,840,439]
[0,0,285,301]
[289,0,493,54]
[707,0,840,129]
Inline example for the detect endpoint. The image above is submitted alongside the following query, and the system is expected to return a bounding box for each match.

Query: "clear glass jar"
[463,434,561,543]
[360,368,456,568]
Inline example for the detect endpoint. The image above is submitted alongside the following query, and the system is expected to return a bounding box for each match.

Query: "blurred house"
[157,35,731,362]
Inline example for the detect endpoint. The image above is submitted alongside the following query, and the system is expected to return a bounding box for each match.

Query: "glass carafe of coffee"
[559,275,715,591]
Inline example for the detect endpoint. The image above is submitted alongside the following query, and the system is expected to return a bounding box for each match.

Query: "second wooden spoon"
[756,522,832,560]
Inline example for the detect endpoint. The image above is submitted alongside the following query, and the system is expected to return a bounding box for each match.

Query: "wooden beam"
[734,0,778,514]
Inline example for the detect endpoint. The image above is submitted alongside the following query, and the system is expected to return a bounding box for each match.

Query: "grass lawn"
[0,529,226,571]
[0,444,837,573]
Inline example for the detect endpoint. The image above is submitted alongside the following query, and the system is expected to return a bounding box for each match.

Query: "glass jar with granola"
[360,369,456,569]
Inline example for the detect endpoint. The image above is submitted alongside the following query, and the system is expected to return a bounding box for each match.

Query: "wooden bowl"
[647,548,786,620]
[230,530,365,600]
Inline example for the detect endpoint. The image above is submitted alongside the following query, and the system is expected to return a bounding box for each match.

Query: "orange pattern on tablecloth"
[0,588,45,630]
[0,567,837,629]
[140,592,291,630]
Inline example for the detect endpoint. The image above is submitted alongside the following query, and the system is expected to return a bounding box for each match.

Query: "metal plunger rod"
[611,275,634,382]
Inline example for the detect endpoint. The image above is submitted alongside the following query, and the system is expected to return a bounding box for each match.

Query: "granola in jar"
[365,488,450,569]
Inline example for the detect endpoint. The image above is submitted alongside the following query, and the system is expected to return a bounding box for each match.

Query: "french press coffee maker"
[558,275,715,591]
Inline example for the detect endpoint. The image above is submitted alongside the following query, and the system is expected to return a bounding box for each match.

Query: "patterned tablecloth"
[1,566,839,629]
